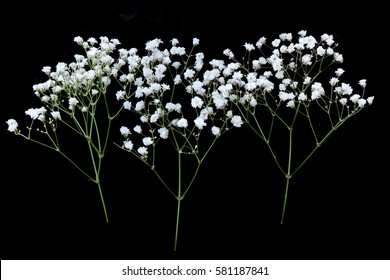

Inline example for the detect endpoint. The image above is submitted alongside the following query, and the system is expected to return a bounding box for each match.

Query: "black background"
[1,2,389,260]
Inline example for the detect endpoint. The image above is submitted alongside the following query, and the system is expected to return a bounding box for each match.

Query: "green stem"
[281,126,293,224]
[97,179,109,223]
[174,198,181,251]
[174,151,182,251]
[281,176,290,225]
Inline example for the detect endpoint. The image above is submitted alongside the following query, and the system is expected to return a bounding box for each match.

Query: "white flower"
[303,77,312,85]
[25,107,46,120]
[286,100,295,108]
[256,37,266,48]
[137,146,148,156]
[140,115,148,123]
[231,115,243,127]
[145,38,163,50]
[142,137,153,146]
[311,82,325,100]
[301,54,313,65]
[339,98,348,106]
[335,68,345,77]
[194,117,207,130]
[223,48,234,59]
[120,126,131,137]
[244,43,255,51]
[359,79,367,88]
[158,127,169,139]
[116,90,125,100]
[191,96,204,108]
[134,125,142,134]
[298,93,307,101]
[74,36,83,44]
[123,101,131,110]
[316,46,326,56]
[184,69,195,79]
[68,97,79,110]
[350,94,360,103]
[249,97,257,106]
[135,101,145,111]
[334,52,343,63]
[340,83,353,95]
[271,39,281,47]
[177,118,188,128]
[329,77,339,86]
[367,96,374,105]
[357,99,367,108]
[192,38,199,46]
[171,62,181,69]
[123,140,133,151]
[174,74,182,85]
[6,119,18,132]
[211,126,221,137]
[51,111,61,120]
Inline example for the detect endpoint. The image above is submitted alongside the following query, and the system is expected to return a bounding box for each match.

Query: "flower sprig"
[218,30,374,223]
[114,37,243,250]
[6,36,129,222]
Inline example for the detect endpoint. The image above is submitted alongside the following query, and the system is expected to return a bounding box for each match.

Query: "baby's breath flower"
[231,115,243,127]
[120,126,131,137]
[6,119,18,133]
[359,79,367,88]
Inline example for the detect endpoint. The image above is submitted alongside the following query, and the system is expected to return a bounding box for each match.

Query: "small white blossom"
[135,101,145,111]
[51,111,61,120]
[68,97,79,110]
[194,117,207,130]
[339,98,348,105]
[116,90,125,100]
[350,94,360,103]
[6,119,18,132]
[335,68,345,77]
[329,77,339,86]
[25,107,46,120]
[184,69,195,79]
[137,146,148,156]
[177,118,188,128]
[211,126,221,137]
[231,115,243,127]
[334,52,343,63]
[123,101,132,110]
[140,115,148,123]
[357,98,366,108]
[120,126,131,137]
[244,43,255,51]
[191,96,204,108]
[192,38,199,46]
[158,127,169,139]
[134,125,142,134]
[359,79,367,88]
[271,39,281,47]
[298,93,307,101]
[142,137,153,146]
[286,100,295,108]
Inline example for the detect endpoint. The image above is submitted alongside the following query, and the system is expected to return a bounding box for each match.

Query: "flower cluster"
[215,30,374,223]
[222,30,373,118]
[115,37,243,164]
[6,36,129,222]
